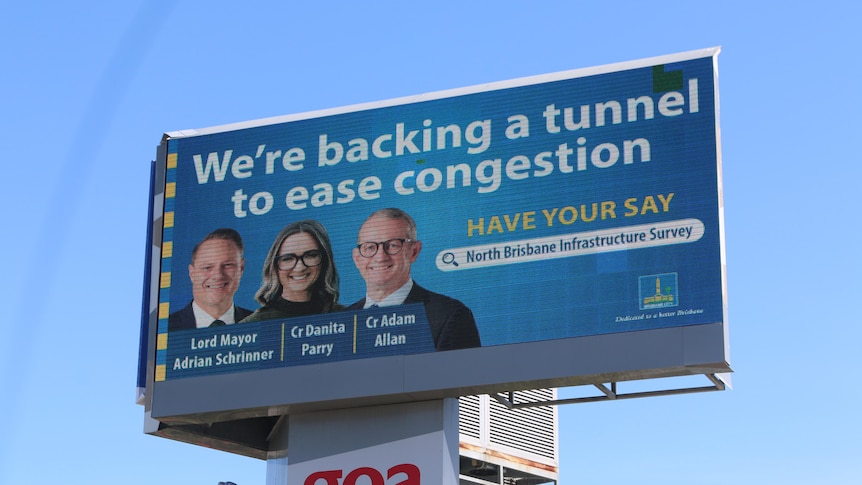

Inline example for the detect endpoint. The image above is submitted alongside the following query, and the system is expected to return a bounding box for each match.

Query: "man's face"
[353,215,421,297]
[188,238,244,314]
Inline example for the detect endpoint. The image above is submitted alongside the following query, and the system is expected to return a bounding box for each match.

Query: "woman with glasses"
[241,220,343,322]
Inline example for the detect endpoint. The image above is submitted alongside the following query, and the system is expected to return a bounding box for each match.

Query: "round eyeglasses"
[276,250,322,270]
[356,238,413,258]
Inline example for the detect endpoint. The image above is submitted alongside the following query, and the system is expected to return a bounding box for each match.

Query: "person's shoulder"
[168,302,195,331]
[410,282,469,308]
[239,306,276,323]
[235,305,253,321]
[331,303,349,312]
[410,281,480,350]
[169,301,194,316]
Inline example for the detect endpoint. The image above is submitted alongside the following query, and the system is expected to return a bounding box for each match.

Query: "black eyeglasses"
[276,250,322,270]
[356,238,413,258]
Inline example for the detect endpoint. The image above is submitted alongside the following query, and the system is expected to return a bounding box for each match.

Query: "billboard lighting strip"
[492,373,726,410]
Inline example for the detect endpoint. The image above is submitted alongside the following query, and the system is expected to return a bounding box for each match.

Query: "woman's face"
[277,232,322,302]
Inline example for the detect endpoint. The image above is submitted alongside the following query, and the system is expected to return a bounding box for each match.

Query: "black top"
[240,296,343,322]
[348,282,480,351]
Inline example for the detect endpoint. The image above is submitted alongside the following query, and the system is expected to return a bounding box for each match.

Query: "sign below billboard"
[141,48,730,443]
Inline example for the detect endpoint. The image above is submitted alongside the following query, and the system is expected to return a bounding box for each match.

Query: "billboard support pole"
[266,399,460,485]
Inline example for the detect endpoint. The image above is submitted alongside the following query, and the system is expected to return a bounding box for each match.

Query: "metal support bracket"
[492,373,726,410]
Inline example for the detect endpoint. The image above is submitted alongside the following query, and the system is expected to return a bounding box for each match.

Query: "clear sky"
[1,1,859,484]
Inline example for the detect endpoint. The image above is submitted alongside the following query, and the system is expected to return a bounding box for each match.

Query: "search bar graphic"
[436,218,704,271]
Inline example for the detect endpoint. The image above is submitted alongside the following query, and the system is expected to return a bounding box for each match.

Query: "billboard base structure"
[147,322,730,431]
[143,371,728,460]
[264,399,460,485]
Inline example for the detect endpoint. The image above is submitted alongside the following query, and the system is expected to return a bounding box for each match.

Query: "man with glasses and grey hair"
[349,208,481,351]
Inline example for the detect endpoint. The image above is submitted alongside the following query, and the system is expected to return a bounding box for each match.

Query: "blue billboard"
[148,49,726,389]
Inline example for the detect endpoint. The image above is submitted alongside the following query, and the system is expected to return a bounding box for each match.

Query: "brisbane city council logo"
[638,273,679,310]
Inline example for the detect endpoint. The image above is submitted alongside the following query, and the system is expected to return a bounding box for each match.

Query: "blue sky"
[1,1,860,484]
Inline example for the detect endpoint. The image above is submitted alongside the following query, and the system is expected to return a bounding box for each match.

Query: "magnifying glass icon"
[441,252,459,267]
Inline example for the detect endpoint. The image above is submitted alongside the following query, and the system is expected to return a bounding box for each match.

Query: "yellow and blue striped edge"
[155,145,178,381]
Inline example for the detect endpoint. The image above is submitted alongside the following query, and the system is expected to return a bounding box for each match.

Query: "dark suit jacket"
[349,282,481,351]
[168,302,253,332]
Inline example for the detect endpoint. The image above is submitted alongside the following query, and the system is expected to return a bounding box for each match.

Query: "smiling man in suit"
[169,228,252,331]
[349,208,480,351]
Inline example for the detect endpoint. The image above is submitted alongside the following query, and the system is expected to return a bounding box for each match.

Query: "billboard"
[143,48,729,431]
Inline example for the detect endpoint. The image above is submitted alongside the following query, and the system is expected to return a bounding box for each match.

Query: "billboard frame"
[141,47,731,457]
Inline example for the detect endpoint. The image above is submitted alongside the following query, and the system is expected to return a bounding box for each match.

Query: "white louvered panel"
[488,389,557,460]
[458,394,482,440]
